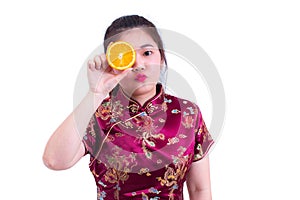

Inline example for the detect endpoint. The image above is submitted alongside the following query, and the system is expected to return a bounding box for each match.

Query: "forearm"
[43,91,105,170]
[188,188,212,200]
[186,157,212,200]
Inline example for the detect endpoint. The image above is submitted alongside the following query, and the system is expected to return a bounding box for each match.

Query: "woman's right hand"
[87,54,131,96]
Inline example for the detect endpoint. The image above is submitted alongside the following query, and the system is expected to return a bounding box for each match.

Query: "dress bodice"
[83,84,214,200]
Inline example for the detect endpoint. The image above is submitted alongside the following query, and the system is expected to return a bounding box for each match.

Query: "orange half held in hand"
[106,41,136,70]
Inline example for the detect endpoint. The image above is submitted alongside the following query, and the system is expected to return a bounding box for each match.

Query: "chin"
[133,82,156,94]
[121,82,156,97]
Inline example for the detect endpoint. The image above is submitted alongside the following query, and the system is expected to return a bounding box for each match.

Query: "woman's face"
[116,28,163,100]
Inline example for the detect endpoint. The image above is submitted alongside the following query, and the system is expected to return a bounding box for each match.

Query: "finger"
[112,68,121,74]
[94,55,102,70]
[88,60,96,71]
[100,54,108,70]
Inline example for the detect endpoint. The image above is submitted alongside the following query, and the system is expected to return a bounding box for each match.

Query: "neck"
[121,84,157,106]
[131,88,157,106]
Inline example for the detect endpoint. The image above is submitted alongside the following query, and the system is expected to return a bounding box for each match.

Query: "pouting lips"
[135,74,147,82]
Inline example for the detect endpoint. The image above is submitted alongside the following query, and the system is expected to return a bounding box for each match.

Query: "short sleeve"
[82,115,100,156]
[193,106,214,162]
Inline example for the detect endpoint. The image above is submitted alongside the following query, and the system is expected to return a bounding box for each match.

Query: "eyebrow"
[140,44,154,48]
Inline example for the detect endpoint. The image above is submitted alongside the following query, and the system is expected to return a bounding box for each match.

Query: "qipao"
[83,84,214,200]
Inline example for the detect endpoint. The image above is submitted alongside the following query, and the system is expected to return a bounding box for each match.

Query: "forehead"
[118,28,158,48]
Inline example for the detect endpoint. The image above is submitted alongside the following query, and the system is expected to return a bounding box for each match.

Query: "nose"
[132,65,145,72]
[132,53,145,72]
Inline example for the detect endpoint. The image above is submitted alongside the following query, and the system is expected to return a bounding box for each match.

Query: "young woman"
[43,15,214,200]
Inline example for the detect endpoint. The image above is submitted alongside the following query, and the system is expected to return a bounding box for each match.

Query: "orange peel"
[106,41,136,70]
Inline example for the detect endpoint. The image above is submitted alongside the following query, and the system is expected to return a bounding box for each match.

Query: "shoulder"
[164,93,200,113]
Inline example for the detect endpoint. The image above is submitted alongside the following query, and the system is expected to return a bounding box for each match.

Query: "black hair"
[103,15,167,66]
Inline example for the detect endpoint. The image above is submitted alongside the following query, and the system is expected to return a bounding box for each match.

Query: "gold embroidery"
[96,101,111,120]
[119,121,134,129]
[161,101,168,112]
[181,115,194,128]
[167,137,179,145]
[159,118,165,123]
[178,134,187,139]
[115,132,124,137]
[105,135,115,143]
[111,100,124,119]
[138,168,152,176]
[135,116,165,159]
[103,146,137,199]
[145,102,158,114]
[87,117,96,138]
[128,104,139,113]
[156,151,191,200]
[127,101,158,114]
[138,168,149,175]
[138,131,165,159]
[96,100,124,121]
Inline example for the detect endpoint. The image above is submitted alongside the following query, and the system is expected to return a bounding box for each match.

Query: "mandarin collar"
[111,84,165,115]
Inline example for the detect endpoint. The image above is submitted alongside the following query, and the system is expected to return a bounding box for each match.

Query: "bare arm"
[42,91,105,170]
[42,54,130,170]
[186,156,212,200]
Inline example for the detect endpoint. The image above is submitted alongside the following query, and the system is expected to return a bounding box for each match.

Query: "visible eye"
[143,50,153,56]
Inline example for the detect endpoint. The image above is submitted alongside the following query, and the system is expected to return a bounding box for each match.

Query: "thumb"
[105,68,132,91]
[115,68,132,82]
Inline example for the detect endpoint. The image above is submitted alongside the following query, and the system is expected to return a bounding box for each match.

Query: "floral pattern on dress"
[156,152,190,200]
[135,115,165,159]
[103,146,138,199]
[96,100,124,122]
[83,84,214,200]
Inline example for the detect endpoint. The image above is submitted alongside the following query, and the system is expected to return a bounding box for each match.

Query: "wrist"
[87,90,106,110]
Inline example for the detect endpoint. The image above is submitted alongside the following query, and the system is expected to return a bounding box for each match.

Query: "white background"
[1,0,299,199]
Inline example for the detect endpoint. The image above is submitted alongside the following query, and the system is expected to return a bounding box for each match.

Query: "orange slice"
[106,41,136,70]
